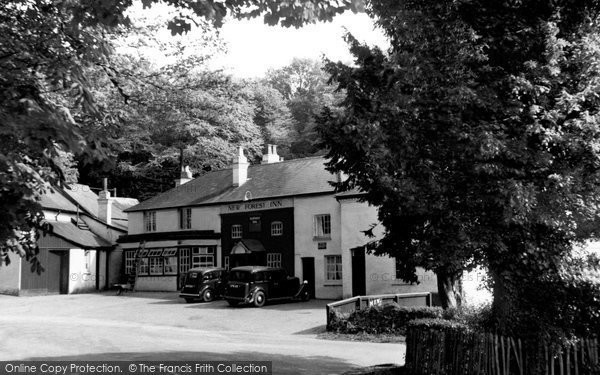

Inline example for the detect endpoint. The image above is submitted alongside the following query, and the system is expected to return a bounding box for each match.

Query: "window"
[249,216,261,232]
[267,253,282,268]
[325,255,342,281]
[138,258,149,275]
[143,211,156,232]
[163,248,178,275]
[125,251,136,275]
[271,221,283,236]
[149,257,163,275]
[179,207,192,229]
[179,248,191,274]
[224,256,229,270]
[192,246,215,268]
[231,224,243,239]
[313,214,331,238]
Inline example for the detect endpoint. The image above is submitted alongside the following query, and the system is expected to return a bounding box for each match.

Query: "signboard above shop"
[221,198,293,214]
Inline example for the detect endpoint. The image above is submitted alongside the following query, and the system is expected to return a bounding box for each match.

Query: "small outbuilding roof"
[47,221,113,249]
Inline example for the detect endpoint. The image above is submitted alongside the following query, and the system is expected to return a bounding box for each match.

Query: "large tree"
[265,58,344,158]
[0,0,362,268]
[319,0,600,333]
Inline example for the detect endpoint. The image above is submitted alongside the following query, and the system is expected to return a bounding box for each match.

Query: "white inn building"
[119,146,437,299]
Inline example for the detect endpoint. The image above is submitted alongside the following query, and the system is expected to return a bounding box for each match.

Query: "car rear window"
[229,271,251,282]
[188,272,198,279]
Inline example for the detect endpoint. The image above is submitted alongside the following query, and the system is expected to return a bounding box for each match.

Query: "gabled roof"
[48,221,113,249]
[62,184,138,221]
[126,156,339,212]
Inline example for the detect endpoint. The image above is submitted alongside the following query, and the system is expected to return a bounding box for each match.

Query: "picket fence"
[405,326,600,375]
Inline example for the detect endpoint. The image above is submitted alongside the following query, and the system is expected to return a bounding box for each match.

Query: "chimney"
[233,146,249,186]
[261,144,283,164]
[175,166,193,187]
[98,178,113,225]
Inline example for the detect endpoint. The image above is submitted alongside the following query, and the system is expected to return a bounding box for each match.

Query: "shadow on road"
[26,350,359,375]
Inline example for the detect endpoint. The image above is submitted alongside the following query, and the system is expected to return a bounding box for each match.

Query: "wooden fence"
[405,326,600,375]
[326,292,432,329]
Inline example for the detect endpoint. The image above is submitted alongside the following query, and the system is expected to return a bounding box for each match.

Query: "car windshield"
[228,270,251,282]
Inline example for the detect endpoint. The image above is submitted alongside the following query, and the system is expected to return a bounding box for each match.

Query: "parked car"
[224,266,310,307]
[179,267,227,303]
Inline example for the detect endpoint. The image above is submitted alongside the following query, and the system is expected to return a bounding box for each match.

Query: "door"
[351,248,366,296]
[301,257,316,299]
[59,251,70,294]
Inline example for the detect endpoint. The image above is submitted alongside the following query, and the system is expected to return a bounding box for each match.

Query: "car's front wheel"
[203,289,214,302]
[253,290,266,307]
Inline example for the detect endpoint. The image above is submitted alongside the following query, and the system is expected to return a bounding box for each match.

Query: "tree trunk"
[490,269,515,334]
[435,268,463,309]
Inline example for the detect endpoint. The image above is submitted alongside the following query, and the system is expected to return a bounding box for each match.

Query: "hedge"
[328,303,444,335]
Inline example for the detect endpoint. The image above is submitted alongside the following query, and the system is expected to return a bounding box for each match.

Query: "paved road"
[0,293,405,374]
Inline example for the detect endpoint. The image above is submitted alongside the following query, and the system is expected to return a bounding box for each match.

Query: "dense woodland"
[66,7,345,201]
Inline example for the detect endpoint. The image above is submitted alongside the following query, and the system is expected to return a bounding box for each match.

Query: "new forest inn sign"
[222,198,293,213]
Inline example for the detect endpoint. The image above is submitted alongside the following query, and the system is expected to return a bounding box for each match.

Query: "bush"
[328,303,443,335]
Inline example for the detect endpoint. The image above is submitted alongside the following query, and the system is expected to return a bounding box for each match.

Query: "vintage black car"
[224,266,310,307]
[179,267,227,303]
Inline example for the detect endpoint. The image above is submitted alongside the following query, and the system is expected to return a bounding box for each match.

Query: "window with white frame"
[138,258,149,275]
[179,248,191,274]
[179,207,192,229]
[231,224,243,239]
[267,253,282,268]
[271,221,283,236]
[163,248,178,275]
[143,211,157,232]
[325,255,342,281]
[192,246,215,268]
[125,251,136,275]
[149,257,163,275]
[313,214,331,238]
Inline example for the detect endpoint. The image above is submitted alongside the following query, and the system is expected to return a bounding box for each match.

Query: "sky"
[125,3,389,79]
[211,12,389,78]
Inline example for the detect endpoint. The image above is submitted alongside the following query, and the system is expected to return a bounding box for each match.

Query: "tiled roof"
[39,187,79,212]
[126,156,339,212]
[62,184,138,220]
[48,221,113,249]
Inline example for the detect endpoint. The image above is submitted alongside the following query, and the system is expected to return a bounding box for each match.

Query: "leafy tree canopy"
[319,0,600,333]
[0,0,362,269]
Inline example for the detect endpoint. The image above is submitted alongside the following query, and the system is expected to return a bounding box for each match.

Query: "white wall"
[294,195,343,299]
[0,252,21,295]
[68,249,97,293]
[128,206,222,235]
[339,198,437,298]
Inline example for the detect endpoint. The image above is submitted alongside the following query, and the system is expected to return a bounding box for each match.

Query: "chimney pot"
[233,146,249,186]
[98,179,113,225]
[261,144,282,164]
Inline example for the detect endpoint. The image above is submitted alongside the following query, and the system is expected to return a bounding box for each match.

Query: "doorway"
[351,247,366,296]
[301,257,316,299]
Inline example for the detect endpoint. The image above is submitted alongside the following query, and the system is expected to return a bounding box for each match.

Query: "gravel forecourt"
[0,292,405,374]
